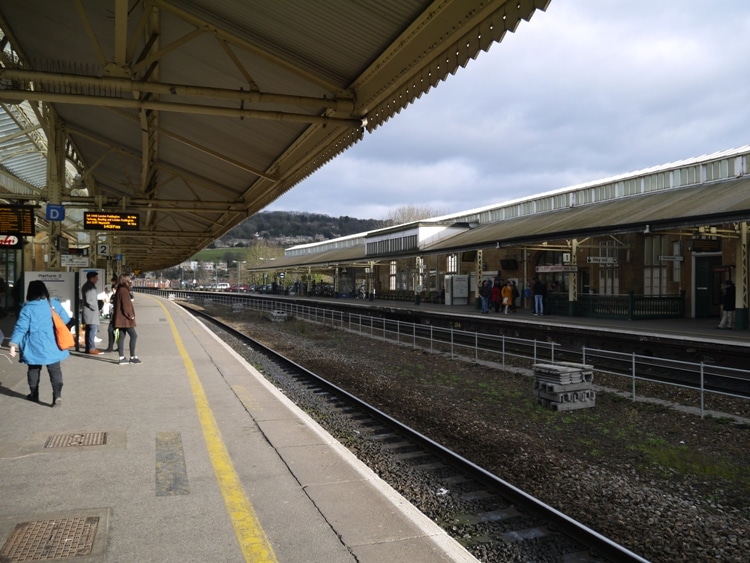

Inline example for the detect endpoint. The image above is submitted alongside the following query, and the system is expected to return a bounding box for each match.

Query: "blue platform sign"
[46,204,65,221]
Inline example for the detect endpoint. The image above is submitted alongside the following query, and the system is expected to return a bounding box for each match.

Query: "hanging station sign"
[83,212,140,230]
[0,205,35,236]
[691,236,721,253]
[536,265,579,273]
[586,256,618,264]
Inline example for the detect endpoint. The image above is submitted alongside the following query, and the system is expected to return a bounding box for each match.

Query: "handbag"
[50,303,75,350]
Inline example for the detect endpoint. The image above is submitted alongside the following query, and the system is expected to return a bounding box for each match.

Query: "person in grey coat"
[9,280,71,407]
[81,271,101,354]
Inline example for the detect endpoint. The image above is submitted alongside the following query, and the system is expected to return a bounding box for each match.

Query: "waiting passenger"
[501,281,513,314]
[112,274,141,364]
[717,279,736,329]
[491,281,501,313]
[533,277,546,316]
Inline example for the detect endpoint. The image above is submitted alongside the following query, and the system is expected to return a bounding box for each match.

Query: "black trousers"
[107,321,116,350]
[27,362,63,399]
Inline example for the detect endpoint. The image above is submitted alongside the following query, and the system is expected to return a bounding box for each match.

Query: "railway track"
[185,304,649,563]
[161,290,750,401]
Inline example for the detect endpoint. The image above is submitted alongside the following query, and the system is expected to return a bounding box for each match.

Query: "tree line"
[219,211,387,242]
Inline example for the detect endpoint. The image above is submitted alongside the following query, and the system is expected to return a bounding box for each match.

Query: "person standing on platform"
[112,274,141,365]
[501,280,514,314]
[105,276,118,352]
[491,281,501,313]
[81,271,101,354]
[717,279,736,329]
[8,280,71,407]
[533,277,546,316]
[479,280,491,313]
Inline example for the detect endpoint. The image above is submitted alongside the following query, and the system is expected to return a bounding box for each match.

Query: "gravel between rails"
[208,306,750,563]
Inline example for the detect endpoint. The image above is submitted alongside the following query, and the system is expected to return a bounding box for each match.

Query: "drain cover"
[0,516,99,561]
[44,433,107,448]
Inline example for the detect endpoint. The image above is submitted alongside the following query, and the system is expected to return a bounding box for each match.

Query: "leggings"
[116,327,138,357]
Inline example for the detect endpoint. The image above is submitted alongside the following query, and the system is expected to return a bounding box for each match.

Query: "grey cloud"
[269,0,750,219]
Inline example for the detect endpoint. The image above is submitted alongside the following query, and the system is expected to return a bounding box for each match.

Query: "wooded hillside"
[218,211,387,243]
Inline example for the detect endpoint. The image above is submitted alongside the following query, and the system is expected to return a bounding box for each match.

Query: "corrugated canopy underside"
[0,0,550,270]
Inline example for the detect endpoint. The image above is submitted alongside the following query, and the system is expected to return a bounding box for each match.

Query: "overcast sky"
[267,0,750,220]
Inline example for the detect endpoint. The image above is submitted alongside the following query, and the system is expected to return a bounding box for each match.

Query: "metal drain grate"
[0,517,99,561]
[44,432,108,448]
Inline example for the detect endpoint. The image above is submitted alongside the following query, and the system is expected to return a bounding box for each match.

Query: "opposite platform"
[0,294,477,562]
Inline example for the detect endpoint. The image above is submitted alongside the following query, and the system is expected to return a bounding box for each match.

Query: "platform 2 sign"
[83,212,140,231]
[0,205,35,236]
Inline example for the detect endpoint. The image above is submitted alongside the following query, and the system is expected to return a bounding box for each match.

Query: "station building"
[251,145,750,328]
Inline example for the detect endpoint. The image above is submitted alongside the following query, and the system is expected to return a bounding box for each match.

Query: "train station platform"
[271,292,750,345]
[0,295,477,562]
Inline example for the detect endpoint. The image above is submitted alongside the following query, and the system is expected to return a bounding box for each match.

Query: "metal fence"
[548,291,685,319]
[581,347,750,417]
[151,289,749,417]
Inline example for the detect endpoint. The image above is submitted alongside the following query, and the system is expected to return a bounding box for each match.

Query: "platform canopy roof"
[0,0,550,271]
[256,146,750,275]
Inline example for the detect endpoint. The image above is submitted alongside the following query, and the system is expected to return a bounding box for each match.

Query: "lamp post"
[237,260,246,287]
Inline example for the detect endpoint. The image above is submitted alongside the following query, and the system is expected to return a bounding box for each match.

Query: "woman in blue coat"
[8,280,71,407]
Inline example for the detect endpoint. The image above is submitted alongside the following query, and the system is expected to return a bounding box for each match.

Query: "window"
[595,184,616,201]
[447,254,457,274]
[415,257,424,290]
[598,268,619,296]
[597,240,620,295]
[705,159,732,182]
[366,234,418,255]
[577,188,594,204]
[644,235,666,295]
[671,241,681,283]
[643,172,668,192]
[389,260,397,291]
[675,165,699,186]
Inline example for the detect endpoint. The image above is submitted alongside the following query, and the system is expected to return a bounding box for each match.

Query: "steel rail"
[185,303,650,563]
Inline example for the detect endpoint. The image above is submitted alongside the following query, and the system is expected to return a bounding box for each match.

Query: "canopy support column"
[567,239,579,316]
[736,222,748,329]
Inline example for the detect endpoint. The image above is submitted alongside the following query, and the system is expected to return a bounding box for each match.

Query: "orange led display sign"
[83,212,140,231]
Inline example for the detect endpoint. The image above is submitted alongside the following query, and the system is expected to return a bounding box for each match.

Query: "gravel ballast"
[208,306,750,562]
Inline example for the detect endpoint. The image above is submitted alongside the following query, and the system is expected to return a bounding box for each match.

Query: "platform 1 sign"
[83,212,139,231]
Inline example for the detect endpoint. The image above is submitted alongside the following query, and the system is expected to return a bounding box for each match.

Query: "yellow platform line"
[156,300,277,562]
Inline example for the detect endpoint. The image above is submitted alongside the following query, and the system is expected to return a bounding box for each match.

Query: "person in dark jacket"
[717,279,736,329]
[491,281,501,313]
[105,276,118,352]
[111,274,141,364]
[8,280,71,407]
